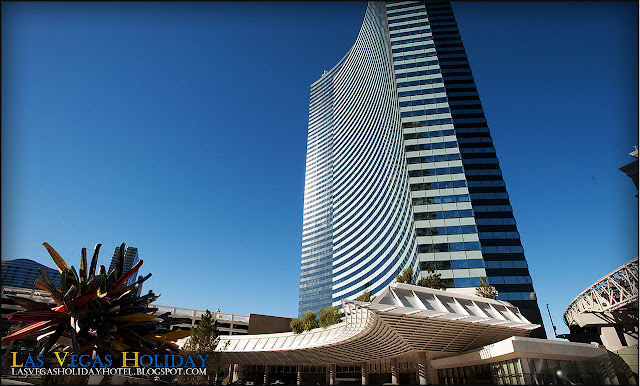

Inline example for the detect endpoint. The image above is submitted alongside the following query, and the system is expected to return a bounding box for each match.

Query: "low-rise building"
[215,283,637,385]
[151,304,250,336]
[151,305,294,337]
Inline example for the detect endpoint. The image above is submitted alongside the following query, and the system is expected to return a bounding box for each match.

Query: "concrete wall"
[248,314,292,335]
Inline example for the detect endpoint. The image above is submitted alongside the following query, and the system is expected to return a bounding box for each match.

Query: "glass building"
[299,0,546,338]
[108,245,140,286]
[1,259,61,290]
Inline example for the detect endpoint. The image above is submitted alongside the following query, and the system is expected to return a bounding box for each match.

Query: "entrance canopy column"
[328,364,336,385]
[391,357,399,384]
[361,362,368,385]
[417,351,437,385]
[263,365,269,385]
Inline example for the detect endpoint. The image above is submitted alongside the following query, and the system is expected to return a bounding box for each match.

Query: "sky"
[1,1,637,340]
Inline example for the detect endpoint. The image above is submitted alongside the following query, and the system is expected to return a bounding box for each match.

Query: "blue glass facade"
[299,0,546,338]
[1,259,61,290]
[299,2,418,316]
[108,246,140,286]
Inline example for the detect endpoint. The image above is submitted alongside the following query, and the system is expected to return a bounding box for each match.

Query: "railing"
[152,304,250,323]
[0,289,251,324]
[1,286,54,302]
[564,258,639,326]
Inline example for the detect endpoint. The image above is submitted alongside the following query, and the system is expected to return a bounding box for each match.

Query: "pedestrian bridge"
[563,257,639,350]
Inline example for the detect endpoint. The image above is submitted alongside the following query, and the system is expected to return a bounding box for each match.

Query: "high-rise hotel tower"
[299,1,546,337]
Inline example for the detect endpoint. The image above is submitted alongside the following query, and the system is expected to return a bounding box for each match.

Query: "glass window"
[420,261,436,271]
[436,260,452,270]
[435,243,450,252]
[512,260,528,269]
[449,242,462,251]
[459,209,473,217]
[519,276,532,284]
[461,225,477,233]
[509,293,524,301]
[447,226,461,234]
[501,260,515,269]
[418,244,432,253]
[463,241,481,250]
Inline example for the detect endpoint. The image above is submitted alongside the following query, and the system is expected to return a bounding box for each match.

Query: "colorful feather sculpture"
[2,242,191,360]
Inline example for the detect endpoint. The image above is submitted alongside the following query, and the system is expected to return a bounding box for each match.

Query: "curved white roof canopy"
[216,283,540,365]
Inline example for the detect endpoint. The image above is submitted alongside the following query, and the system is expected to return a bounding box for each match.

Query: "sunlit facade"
[1,259,60,291]
[298,1,545,338]
[299,2,418,315]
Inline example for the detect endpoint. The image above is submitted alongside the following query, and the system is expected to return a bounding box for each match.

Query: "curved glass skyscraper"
[299,0,546,338]
[299,2,418,316]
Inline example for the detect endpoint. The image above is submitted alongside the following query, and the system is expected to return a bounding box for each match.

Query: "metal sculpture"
[2,242,190,361]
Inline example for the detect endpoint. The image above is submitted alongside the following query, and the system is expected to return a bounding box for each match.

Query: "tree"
[290,317,304,334]
[476,277,498,299]
[416,267,446,290]
[301,310,319,331]
[179,310,219,385]
[290,310,319,334]
[356,288,376,302]
[318,306,342,328]
[395,267,415,284]
[394,265,447,290]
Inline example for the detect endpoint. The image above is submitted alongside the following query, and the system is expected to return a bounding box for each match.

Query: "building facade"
[300,0,418,317]
[1,259,61,291]
[298,1,546,337]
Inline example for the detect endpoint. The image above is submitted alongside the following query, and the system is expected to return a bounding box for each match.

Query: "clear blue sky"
[2,2,637,339]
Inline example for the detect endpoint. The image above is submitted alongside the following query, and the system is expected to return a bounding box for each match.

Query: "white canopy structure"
[216,283,539,365]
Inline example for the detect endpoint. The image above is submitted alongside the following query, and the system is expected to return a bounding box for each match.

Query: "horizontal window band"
[418,241,481,253]
[407,153,461,164]
[410,180,467,192]
[408,166,464,177]
[403,129,455,140]
[415,224,477,236]
[420,259,484,271]
[402,117,453,128]
[414,207,472,220]
[405,140,458,151]
[412,194,470,205]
